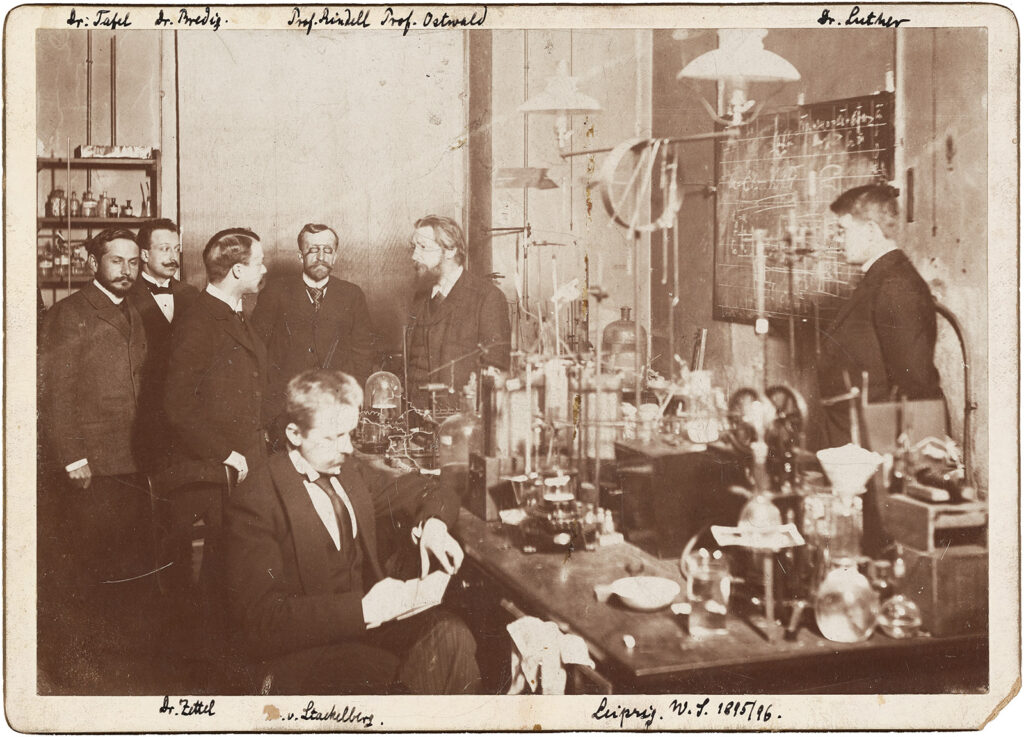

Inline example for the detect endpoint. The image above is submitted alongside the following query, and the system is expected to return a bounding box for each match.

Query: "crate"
[901,544,988,636]
[882,493,987,552]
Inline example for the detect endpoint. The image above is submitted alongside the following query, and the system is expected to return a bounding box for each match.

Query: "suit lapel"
[83,282,131,339]
[271,455,336,596]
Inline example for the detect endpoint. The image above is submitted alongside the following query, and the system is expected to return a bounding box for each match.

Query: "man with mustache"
[38,228,151,688]
[252,223,374,447]
[405,215,510,413]
[125,218,200,471]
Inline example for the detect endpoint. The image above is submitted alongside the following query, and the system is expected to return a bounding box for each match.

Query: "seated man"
[224,369,480,694]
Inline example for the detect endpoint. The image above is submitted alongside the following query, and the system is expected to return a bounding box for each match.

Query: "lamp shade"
[518,60,602,114]
[677,29,800,83]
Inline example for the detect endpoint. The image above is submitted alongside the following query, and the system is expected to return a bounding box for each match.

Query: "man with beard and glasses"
[38,228,152,690]
[252,223,374,448]
[404,215,510,413]
[125,219,200,471]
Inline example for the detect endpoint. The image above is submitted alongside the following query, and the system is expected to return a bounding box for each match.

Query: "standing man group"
[39,213,502,693]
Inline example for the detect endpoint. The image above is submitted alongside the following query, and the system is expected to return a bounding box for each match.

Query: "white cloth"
[288,449,357,550]
[205,282,242,312]
[431,264,464,300]
[141,271,175,321]
[506,616,595,695]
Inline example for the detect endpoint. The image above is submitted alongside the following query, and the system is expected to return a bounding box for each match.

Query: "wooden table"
[456,509,988,694]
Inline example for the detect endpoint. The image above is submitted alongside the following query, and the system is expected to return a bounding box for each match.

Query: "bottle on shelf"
[38,242,54,279]
[46,188,66,218]
[81,189,98,218]
[69,190,81,218]
[107,197,119,218]
[122,200,134,218]
[98,191,109,217]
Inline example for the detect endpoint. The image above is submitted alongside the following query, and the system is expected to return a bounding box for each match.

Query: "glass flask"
[876,547,923,638]
[602,307,647,380]
[359,371,403,453]
[814,562,880,643]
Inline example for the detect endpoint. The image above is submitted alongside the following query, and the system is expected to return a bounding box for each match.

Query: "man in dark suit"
[252,223,374,444]
[818,184,942,553]
[224,369,480,694]
[38,228,151,688]
[164,228,269,482]
[818,184,943,437]
[405,215,510,412]
[125,218,199,470]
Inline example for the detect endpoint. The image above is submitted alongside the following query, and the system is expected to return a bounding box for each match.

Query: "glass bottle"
[437,376,483,499]
[602,306,647,380]
[814,560,880,643]
[877,545,923,638]
[38,241,54,279]
[81,189,97,218]
[122,199,134,218]
[97,191,109,218]
[69,190,81,217]
[107,197,120,218]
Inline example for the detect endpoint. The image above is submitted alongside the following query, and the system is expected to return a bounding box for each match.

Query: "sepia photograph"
[3,2,1019,731]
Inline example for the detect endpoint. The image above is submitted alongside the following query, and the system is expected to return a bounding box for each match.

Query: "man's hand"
[224,451,248,483]
[67,463,92,489]
[361,577,408,627]
[418,517,464,579]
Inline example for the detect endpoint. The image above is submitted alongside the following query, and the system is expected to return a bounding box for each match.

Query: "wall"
[486,29,653,352]
[176,30,466,353]
[899,29,989,488]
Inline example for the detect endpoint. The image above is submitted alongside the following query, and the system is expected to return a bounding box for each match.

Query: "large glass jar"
[437,393,482,499]
[359,371,403,453]
[602,306,646,380]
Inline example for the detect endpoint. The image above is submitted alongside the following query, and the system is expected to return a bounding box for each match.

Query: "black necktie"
[235,310,247,326]
[312,475,353,542]
[119,300,132,325]
[146,280,173,295]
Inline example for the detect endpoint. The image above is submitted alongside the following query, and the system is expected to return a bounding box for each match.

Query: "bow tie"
[145,280,173,295]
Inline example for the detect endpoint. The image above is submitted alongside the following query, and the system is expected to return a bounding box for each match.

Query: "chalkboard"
[714,92,895,323]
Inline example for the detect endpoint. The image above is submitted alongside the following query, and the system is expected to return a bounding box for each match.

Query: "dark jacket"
[224,451,459,661]
[163,290,269,466]
[818,249,943,443]
[251,275,374,422]
[125,275,200,470]
[406,270,510,410]
[39,282,147,477]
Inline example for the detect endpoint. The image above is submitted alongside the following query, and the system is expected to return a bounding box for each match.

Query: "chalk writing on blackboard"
[714,92,895,323]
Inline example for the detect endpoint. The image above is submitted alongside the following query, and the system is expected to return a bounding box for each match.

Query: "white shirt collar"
[205,282,243,312]
[93,279,124,305]
[431,264,464,299]
[302,273,330,291]
[288,448,324,482]
[141,270,171,289]
[861,244,897,273]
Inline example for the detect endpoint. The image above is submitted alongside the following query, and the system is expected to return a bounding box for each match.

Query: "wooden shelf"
[39,275,92,287]
[38,217,151,228]
[37,157,157,170]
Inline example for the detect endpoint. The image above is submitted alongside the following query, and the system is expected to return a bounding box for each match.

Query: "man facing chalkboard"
[818,184,943,552]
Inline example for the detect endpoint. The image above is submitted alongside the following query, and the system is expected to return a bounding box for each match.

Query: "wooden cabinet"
[37,153,160,294]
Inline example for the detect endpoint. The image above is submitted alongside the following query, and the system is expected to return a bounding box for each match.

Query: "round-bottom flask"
[814,561,880,643]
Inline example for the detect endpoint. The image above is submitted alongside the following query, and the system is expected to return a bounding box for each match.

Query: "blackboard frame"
[711,91,896,326]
